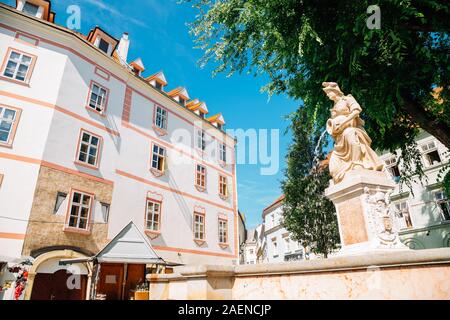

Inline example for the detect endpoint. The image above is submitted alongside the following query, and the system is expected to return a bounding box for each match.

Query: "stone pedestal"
[325,169,408,255]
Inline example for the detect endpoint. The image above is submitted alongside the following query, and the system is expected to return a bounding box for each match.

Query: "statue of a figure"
[323,82,384,183]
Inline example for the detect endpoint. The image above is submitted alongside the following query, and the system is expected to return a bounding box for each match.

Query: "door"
[124,264,145,300]
[31,270,87,300]
[96,263,124,300]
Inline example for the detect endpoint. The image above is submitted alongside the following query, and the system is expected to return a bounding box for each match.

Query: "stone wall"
[22,166,113,256]
[148,248,450,300]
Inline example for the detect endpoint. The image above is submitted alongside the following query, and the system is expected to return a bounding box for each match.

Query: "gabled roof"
[187,99,208,114]
[262,194,285,216]
[95,221,165,264]
[130,58,145,72]
[146,71,167,86]
[207,113,225,125]
[167,87,190,100]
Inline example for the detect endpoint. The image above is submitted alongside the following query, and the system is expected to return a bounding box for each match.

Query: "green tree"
[281,108,339,258]
[186,0,450,194]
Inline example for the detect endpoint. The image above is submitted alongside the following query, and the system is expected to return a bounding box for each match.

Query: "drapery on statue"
[323,82,384,183]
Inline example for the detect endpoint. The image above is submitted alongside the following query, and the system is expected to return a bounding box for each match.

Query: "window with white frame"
[219,175,228,198]
[434,191,450,221]
[67,191,92,230]
[219,142,226,162]
[394,201,413,229]
[146,199,161,231]
[196,164,206,189]
[88,83,108,113]
[218,219,228,244]
[154,106,168,130]
[0,107,19,145]
[77,131,101,167]
[3,50,33,82]
[385,156,401,182]
[194,212,205,240]
[151,144,166,172]
[21,2,40,16]
[421,141,442,166]
[196,129,206,151]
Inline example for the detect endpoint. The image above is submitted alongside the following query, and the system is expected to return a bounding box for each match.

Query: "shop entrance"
[30,270,87,300]
[96,263,146,300]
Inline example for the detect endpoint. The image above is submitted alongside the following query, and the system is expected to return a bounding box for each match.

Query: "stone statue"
[323,82,384,183]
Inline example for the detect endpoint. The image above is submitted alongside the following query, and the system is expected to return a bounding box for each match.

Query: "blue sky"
[4,0,301,229]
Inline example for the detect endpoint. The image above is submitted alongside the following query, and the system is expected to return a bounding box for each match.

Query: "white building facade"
[380,131,450,249]
[0,0,238,299]
[261,196,309,263]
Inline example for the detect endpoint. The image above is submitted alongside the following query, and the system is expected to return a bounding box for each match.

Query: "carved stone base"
[325,169,409,255]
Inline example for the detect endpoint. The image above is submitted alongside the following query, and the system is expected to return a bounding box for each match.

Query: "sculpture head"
[322,82,344,102]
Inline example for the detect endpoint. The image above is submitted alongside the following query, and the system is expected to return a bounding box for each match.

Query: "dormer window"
[168,87,190,106]
[87,27,118,57]
[17,0,54,21]
[22,2,40,16]
[98,38,110,54]
[146,71,167,91]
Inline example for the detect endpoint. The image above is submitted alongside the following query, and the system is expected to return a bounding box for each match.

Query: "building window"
[66,191,93,231]
[218,218,228,244]
[385,156,400,183]
[179,97,186,106]
[0,106,21,146]
[195,164,206,190]
[219,175,228,198]
[154,82,163,90]
[394,201,413,229]
[146,199,161,232]
[219,143,226,163]
[53,192,67,214]
[435,191,450,221]
[154,106,168,130]
[272,238,278,257]
[151,144,166,173]
[101,203,110,223]
[284,237,291,253]
[21,2,40,17]
[98,38,110,54]
[76,130,102,168]
[194,212,205,241]
[2,49,34,82]
[421,141,442,166]
[88,82,108,113]
[196,129,206,151]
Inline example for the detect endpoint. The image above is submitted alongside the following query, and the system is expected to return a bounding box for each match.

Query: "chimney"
[117,32,130,65]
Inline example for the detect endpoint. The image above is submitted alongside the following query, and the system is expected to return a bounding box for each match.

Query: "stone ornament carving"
[363,187,406,249]
[323,82,384,184]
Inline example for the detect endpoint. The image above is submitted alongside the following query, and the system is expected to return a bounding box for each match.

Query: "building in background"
[262,195,308,263]
[380,130,450,249]
[237,210,247,264]
[0,0,238,300]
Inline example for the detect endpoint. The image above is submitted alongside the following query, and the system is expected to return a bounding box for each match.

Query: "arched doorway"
[24,250,92,300]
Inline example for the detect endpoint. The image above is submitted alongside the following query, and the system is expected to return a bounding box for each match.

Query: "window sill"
[194,239,206,246]
[63,226,91,235]
[219,194,229,201]
[219,243,229,249]
[195,185,206,192]
[145,230,161,239]
[150,168,165,177]
[0,142,13,149]
[85,106,106,117]
[74,161,99,171]
[0,76,30,87]
[152,125,168,137]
